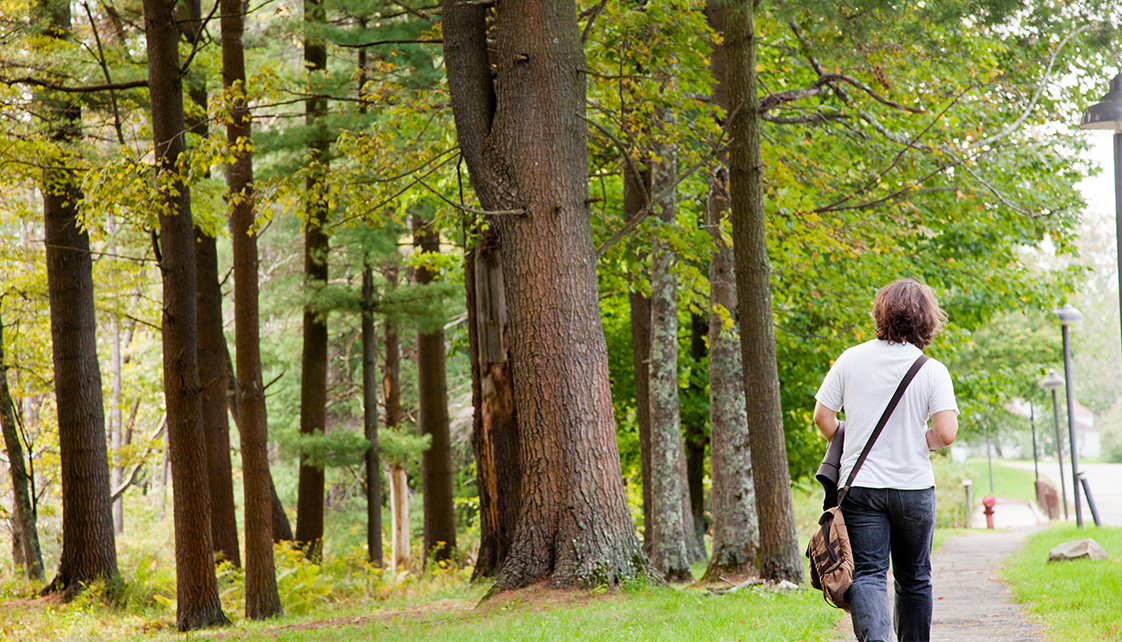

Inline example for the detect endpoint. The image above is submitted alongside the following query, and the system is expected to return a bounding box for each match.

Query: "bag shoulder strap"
[837,354,929,505]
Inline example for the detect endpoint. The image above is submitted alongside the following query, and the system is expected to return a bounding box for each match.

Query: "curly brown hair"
[871,279,946,349]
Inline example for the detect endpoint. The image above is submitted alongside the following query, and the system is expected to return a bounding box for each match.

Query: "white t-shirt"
[815,339,958,490]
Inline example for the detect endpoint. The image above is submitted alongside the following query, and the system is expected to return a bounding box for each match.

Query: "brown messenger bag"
[806,354,928,611]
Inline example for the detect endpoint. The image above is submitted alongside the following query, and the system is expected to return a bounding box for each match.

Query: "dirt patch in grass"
[189,598,473,640]
[474,581,624,616]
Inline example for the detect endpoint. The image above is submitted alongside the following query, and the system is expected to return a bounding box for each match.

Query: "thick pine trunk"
[196,233,241,568]
[143,0,230,627]
[412,216,457,563]
[223,0,282,617]
[295,0,329,559]
[186,0,240,567]
[38,0,118,593]
[726,2,802,584]
[703,4,758,581]
[467,233,520,579]
[362,267,383,566]
[444,0,646,589]
[0,316,44,580]
[647,150,694,580]
[223,336,293,544]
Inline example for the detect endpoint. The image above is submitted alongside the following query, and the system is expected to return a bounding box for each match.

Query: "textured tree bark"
[647,147,694,581]
[143,0,230,627]
[702,3,757,581]
[362,267,383,567]
[412,215,457,563]
[196,233,241,569]
[467,231,520,579]
[38,0,118,596]
[685,314,709,550]
[184,0,240,569]
[224,339,292,544]
[295,0,329,561]
[624,166,654,557]
[444,0,647,589]
[726,2,802,584]
[223,0,282,618]
[0,316,43,580]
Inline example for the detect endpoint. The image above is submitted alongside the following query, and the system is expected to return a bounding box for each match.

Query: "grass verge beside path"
[1002,524,1122,642]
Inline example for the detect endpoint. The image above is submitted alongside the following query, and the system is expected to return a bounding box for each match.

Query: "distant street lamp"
[1039,369,1068,520]
[1055,303,1084,528]
[1079,74,1122,355]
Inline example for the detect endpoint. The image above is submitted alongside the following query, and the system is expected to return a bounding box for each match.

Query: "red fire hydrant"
[982,495,996,529]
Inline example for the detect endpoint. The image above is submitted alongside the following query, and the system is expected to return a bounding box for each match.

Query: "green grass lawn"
[1002,524,1122,642]
[967,459,1038,504]
[182,585,840,642]
[0,572,844,642]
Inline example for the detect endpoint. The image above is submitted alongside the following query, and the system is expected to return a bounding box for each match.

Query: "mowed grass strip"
[170,584,841,642]
[967,459,1039,504]
[1002,524,1122,642]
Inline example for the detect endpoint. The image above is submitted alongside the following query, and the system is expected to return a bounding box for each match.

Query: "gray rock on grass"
[1047,539,1108,563]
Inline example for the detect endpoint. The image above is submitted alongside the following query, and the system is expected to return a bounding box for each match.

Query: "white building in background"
[1004,398,1100,460]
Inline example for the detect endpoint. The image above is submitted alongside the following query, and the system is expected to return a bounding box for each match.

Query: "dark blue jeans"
[841,486,936,642]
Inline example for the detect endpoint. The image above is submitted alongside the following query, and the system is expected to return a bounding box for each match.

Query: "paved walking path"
[833,525,1047,642]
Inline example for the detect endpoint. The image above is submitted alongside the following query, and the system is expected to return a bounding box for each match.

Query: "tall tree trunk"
[362,266,383,566]
[726,2,801,584]
[703,3,758,581]
[685,313,709,549]
[624,165,654,557]
[412,215,457,563]
[383,265,403,434]
[223,0,282,617]
[444,0,646,589]
[647,145,694,580]
[0,315,44,580]
[467,229,520,579]
[183,0,240,569]
[109,313,123,534]
[143,0,230,627]
[295,0,329,560]
[389,465,409,570]
[224,339,293,543]
[383,265,406,569]
[196,234,241,569]
[38,0,118,596]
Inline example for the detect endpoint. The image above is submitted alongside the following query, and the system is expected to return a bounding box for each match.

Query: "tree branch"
[579,112,651,211]
[110,413,167,501]
[580,0,609,44]
[417,178,525,216]
[339,38,443,48]
[0,76,147,93]
[973,24,1092,149]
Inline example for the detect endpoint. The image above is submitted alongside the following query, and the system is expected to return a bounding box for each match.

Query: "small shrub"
[932,453,973,528]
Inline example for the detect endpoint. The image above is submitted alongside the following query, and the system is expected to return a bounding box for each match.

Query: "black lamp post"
[1055,303,1084,528]
[1039,369,1068,520]
[1079,74,1122,356]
